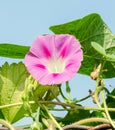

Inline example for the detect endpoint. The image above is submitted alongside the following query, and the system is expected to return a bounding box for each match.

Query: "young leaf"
[50,13,115,78]
[0,43,30,59]
[91,42,106,56]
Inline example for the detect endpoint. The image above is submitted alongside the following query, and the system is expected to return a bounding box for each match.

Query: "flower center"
[47,58,65,73]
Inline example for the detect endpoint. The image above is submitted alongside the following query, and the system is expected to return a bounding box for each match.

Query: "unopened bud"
[90,63,101,80]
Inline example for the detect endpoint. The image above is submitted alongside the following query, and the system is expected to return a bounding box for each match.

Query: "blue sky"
[0,0,115,126]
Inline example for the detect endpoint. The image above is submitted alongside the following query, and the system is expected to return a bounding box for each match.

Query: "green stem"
[94,61,106,117]
[59,86,67,101]
[94,88,102,108]
[101,90,115,128]
[0,101,34,109]
[94,77,102,107]
[76,95,91,103]
[0,119,15,130]
[1,101,115,112]
[73,117,115,125]
[108,94,115,99]
[43,105,63,130]
[49,108,66,111]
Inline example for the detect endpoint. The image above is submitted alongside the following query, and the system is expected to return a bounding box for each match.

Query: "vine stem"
[73,117,115,125]
[1,101,115,112]
[75,95,91,103]
[93,61,107,118]
[94,63,102,108]
[59,86,67,101]
[43,105,63,130]
[0,101,112,111]
[101,89,115,128]
[0,119,15,130]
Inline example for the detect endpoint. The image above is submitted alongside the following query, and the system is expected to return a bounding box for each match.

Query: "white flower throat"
[47,58,65,73]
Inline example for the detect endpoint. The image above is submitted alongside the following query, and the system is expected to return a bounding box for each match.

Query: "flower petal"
[54,34,81,59]
[24,52,49,80]
[24,34,83,85]
[30,35,54,59]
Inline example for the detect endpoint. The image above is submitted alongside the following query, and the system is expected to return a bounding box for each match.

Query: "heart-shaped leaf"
[50,13,115,78]
[0,62,29,123]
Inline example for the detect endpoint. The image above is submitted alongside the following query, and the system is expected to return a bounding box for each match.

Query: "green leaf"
[50,13,115,78]
[90,111,103,118]
[0,43,30,59]
[60,107,90,124]
[0,62,29,123]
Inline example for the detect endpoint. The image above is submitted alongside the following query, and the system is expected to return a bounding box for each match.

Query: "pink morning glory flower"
[24,34,83,85]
